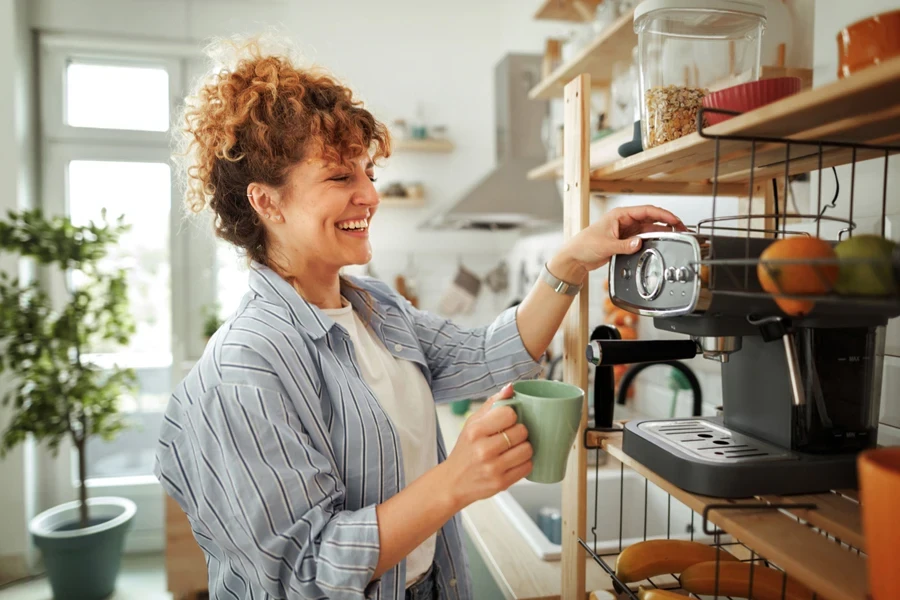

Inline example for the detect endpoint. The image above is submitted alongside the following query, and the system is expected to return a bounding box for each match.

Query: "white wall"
[0,0,38,580]
[807,0,900,444]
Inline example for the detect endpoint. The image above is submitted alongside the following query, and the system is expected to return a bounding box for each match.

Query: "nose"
[352,177,380,208]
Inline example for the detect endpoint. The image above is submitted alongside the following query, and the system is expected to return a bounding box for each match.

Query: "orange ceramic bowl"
[838,9,900,78]
[858,447,900,599]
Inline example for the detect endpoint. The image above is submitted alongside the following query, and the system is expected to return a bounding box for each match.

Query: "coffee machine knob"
[676,267,691,282]
[664,267,677,282]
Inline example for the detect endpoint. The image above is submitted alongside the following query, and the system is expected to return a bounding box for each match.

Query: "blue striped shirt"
[154,263,541,599]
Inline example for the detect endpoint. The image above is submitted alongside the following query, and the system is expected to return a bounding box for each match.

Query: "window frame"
[37,36,217,541]
[40,44,183,146]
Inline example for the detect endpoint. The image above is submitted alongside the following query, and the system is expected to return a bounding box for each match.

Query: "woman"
[155,39,684,600]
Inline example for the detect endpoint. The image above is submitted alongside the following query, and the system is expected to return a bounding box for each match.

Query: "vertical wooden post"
[561,74,591,600]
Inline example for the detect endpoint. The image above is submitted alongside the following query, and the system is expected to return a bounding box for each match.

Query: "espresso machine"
[587,231,888,498]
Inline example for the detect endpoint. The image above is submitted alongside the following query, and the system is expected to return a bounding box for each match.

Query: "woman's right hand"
[443,384,533,509]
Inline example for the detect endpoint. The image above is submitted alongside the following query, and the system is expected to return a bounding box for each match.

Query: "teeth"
[338,219,368,231]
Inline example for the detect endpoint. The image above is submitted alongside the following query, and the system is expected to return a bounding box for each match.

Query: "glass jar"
[634,0,766,149]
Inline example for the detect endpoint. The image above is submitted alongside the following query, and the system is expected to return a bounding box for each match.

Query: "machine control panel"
[609,232,702,317]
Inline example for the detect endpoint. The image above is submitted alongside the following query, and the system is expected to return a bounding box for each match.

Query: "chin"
[343,251,373,268]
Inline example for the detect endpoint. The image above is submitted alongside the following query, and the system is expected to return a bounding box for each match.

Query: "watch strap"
[539,263,583,296]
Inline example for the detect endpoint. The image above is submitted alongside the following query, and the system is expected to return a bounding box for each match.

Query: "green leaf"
[0,209,136,508]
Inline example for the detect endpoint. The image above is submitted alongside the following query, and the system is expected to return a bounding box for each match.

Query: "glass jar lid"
[634,0,767,38]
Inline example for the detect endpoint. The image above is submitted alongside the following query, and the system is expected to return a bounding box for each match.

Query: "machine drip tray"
[622,417,859,498]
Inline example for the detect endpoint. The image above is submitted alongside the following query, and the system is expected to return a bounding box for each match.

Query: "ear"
[246,184,282,220]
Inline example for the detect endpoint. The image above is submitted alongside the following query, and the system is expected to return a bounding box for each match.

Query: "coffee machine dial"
[609,232,704,317]
[635,248,664,300]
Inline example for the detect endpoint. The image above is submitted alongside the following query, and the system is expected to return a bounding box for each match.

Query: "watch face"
[635,248,664,300]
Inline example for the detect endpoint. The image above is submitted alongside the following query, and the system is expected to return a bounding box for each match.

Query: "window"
[39,40,207,489]
[66,62,170,131]
[216,242,251,321]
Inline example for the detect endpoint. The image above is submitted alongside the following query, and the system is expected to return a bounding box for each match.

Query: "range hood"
[422,54,563,230]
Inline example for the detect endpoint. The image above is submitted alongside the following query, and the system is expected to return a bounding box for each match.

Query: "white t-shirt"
[322,300,438,587]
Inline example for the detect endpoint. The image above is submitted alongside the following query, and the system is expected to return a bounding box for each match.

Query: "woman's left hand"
[555,205,687,279]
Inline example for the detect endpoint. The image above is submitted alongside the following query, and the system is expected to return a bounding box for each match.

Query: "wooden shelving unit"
[602,436,868,600]
[392,138,454,153]
[528,127,631,181]
[379,196,425,207]
[559,59,900,600]
[529,8,636,100]
[528,127,749,196]
[533,0,602,22]
[589,57,900,192]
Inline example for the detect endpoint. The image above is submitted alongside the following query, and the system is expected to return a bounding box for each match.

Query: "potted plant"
[201,302,223,342]
[0,209,138,600]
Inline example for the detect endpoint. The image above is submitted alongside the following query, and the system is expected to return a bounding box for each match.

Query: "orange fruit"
[603,296,616,313]
[774,297,816,317]
[617,325,638,340]
[757,237,838,316]
[606,308,637,328]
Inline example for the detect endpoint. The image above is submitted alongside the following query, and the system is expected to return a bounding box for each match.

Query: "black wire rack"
[675,106,900,320]
[577,109,883,598]
[578,448,866,600]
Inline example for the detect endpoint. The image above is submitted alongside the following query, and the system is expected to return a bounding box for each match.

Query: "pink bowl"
[702,77,803,125]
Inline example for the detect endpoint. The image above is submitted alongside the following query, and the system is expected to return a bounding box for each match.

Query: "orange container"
[858,447,900,599]
[837,9,900,78]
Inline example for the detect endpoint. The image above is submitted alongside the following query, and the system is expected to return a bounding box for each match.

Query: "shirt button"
[449,578,457,587]
[393,343,403,352]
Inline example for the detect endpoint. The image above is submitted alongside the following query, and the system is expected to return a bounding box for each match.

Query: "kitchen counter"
[436,403,619,600]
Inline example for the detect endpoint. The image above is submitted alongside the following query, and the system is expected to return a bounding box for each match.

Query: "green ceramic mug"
[493,379,585,484]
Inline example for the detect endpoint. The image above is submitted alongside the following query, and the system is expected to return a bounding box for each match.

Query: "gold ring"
[501,430,512,451]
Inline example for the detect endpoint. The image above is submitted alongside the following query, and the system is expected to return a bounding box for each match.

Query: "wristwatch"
[539,263,583,296]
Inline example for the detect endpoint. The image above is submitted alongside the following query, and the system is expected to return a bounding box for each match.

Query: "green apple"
[834,234,898,295]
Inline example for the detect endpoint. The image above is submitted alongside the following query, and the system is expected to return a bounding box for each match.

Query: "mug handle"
[491,397,522,420]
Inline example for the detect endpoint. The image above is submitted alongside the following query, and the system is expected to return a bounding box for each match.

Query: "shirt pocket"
[379,306,429,375]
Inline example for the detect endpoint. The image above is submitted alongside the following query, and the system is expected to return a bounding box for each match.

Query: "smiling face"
[255,154,380,276]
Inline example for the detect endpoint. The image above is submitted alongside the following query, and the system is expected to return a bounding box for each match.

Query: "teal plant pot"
[30,496,136,599]
[450,399,472,415]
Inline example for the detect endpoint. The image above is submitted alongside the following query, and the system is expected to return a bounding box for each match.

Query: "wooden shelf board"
[603,437,868,600]
[528,156,563,181]
[589,57,900,189]
[534,0,602,22]
[393,138,454,153]
[379,196,425,207]
[759,493,865,552]
[528,127,633,181]
[529,8,636,100]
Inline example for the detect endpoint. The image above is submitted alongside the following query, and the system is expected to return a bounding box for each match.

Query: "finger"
[487,423,529,455]
[623,205,685,229]
[471,383,513,420]
[501,460,534,488]
[499,440,533,471]
[471,405,518,438]
[616,236,643,255]
[639,224,679,234]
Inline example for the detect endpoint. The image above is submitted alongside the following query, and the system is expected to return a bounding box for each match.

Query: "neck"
[271,255,343,309]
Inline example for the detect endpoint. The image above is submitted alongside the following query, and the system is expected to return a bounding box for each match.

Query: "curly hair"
[176,36,391,266]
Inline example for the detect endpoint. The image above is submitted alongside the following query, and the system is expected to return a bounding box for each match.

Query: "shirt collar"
[247,263,390,340]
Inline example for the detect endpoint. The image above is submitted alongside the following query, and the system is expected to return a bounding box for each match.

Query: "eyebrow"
[365,161,374,170]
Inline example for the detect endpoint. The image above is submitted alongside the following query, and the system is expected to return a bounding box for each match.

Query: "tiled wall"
[811,0,900,447]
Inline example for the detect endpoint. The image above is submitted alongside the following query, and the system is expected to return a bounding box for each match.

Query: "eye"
[368,176,378,183]
[329,175,350,182]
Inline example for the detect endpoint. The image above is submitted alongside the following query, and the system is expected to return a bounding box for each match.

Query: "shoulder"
[343,275,400,303]
[343,275,414,317]
[212,297,319,386]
